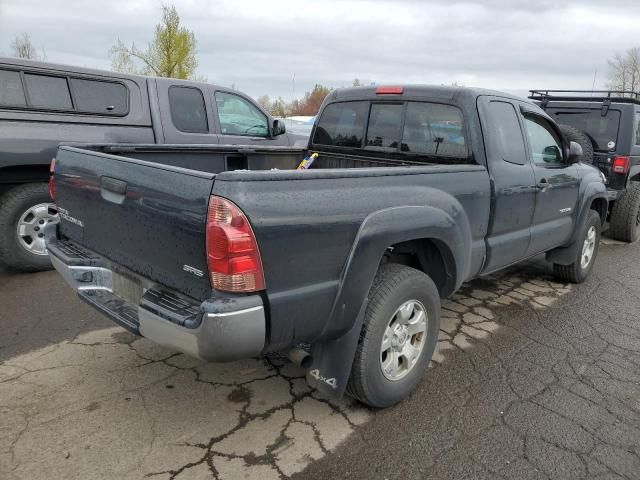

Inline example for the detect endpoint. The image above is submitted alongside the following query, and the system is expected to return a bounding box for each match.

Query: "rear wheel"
[0,183,58,272]
[347,263,440,408]
[553,210,601,283]
[609,182,640,243]
[558,124,594,164]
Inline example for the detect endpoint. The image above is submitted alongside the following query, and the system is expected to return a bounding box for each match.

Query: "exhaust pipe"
[288,348,313,369]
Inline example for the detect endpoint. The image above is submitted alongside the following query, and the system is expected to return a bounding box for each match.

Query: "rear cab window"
[311,101,369,147]
[312,100,469,163]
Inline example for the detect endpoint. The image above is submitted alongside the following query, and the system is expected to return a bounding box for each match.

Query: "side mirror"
[567,141,583,164]
[272,119,286,137]
[542,145,562,163]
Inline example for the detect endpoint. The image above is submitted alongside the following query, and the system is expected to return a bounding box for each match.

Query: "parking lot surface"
[1,239,639,479]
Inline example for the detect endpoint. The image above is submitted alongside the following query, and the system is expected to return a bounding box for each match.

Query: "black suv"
[529,90,640,242]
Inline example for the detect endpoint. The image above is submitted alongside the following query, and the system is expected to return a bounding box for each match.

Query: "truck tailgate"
[53,146,214,300]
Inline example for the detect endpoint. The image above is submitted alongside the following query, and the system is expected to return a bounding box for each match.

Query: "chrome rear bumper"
[47,235,266,362]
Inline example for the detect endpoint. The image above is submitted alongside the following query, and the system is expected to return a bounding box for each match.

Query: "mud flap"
[306,302,367,397]
[546,240,580,266]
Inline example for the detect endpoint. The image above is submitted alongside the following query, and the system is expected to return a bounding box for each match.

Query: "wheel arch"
[319,204,471,343]
[590,196,608,226]
[385,237,457,298]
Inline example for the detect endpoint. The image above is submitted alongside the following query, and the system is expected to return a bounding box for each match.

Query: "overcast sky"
[1,0,639,101]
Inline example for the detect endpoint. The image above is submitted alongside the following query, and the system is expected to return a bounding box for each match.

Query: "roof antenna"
[591,68,598,97]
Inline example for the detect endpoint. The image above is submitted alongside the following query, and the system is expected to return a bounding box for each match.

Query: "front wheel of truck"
[347,263,440,408]
[553,210,601,284]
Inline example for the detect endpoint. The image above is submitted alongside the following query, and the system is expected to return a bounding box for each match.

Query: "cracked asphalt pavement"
[1,238,639,479]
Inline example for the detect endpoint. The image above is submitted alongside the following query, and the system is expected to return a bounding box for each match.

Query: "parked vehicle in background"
[47,85,607,407]
[0,57,304,272]
[529,90,640,242]
[276,116,315,138]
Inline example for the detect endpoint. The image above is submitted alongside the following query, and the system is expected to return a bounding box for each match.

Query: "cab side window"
[215,92,269,137]
[486,101,527,165]
[523,115,563,164]
[168,86,208,133]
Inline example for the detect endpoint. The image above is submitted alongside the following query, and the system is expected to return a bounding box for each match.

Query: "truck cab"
[529,89,640,242]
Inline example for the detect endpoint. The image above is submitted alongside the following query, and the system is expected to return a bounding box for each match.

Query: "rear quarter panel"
[212,166,490,350]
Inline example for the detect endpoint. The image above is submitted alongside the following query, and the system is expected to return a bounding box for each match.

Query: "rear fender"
[626,166,640,185]
[307,203,471,397]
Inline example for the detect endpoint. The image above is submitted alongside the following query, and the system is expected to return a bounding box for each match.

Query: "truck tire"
[0,183,57,272]
[559,124,594,164]
[608,182,640,243]
[347,263,440,408]
[553,210,601,283]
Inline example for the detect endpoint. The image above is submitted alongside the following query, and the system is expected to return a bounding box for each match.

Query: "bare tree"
[10,33,41,60]
[257,95,271,110]
[607,47,640,93]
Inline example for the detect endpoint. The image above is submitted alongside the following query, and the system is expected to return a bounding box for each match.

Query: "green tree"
[109,5,198,79]
[352,78,362,87]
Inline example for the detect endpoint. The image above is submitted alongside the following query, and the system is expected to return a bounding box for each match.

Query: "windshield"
[547,108,620,152]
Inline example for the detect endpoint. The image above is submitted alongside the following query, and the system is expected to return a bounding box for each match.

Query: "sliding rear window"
[313,100,469,161]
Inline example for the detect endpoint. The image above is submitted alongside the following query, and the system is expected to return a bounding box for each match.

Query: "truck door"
[478,97,537,272]
[155,78,219,144]
[520,110,580,255]
[211,89,290,146]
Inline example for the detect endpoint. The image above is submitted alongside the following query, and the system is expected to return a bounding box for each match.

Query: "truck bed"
[51,144,489,350]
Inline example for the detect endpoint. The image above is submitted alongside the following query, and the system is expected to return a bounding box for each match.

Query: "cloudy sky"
[1,0,639,101]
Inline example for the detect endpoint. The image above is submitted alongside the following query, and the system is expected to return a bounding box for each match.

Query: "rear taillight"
[206,196,265,293]
[49,158,56,201]
[612,156,630,174]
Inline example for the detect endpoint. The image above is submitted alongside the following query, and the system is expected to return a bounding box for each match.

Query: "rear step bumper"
[46,233,266,362]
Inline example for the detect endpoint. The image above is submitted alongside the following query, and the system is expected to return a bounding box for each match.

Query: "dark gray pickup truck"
[0,57,303,272]
[46,85,607,407]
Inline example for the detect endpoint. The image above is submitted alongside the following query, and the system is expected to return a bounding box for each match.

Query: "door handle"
[536,179,550,189]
